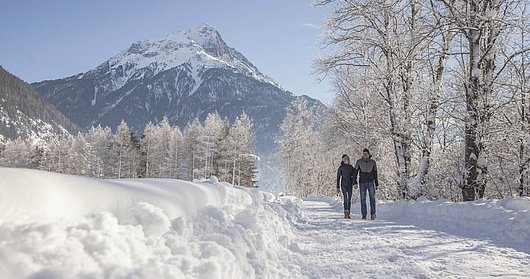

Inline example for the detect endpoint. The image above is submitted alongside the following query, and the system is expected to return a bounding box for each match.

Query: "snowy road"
[295,200,530,279]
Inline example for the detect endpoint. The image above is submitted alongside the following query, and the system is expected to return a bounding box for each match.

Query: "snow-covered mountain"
[0,66,78,143]
[32,24,323,153]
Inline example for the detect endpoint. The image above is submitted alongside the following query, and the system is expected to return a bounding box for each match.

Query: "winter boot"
[344,210,350,219]
[361,215,366,220]
[371,213,376,220]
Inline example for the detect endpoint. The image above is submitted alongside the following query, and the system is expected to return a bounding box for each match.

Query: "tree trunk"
[463,19,482,201]
[462,0,499,201]
[517,140,526,197]
[414,30,452,193]
[388,83,410,199]
[383,1,410,200]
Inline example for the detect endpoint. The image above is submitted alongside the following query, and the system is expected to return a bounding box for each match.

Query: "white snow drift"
[0,167,304,279]
[0,167,529,278]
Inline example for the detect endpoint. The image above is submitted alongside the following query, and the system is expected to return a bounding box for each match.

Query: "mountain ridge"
[32,24,324,153]
[0,66,79,143]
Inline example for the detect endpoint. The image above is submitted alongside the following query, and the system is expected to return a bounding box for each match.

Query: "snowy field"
[0,167,529,278]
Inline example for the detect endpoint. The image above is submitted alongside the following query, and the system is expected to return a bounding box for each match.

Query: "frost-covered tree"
[141,122,156,178]
[203,112,229,178]
[45,137,70,174]
[169,125,184,179]
[68,133,90,176]
[437,0,528,200]
[0,138,32,168]
[277,99,328,196]
[485,2,530,197]
[316,0,441,199]
[317,0,530,201]
[0,116,258,186]
[113,120,139,178]
[410,1,455,196]
[183,118,205,181]
[320,68,397,199]
[227,112,258,187]
[86,125,113,178]
[156,118,174,178]
[140,118,186,179]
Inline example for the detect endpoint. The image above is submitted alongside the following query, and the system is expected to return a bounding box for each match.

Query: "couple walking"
[336,148,378,220]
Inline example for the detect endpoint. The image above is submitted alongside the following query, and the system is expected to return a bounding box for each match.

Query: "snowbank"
[325,195,530,253]
[0,168,224,228]
[0,168,305,279]
[377,198,530,253]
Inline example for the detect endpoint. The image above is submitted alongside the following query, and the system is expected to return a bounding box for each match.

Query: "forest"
[0,112,258,187]
[278,0,530,201]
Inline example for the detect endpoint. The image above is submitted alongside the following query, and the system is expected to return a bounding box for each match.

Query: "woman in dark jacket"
[336,154,357,218]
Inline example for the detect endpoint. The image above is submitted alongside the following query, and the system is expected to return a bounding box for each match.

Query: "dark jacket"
[336,162,356,189]
[355,157,379,186]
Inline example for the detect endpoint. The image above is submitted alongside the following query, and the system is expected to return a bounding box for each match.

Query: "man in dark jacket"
[336,154,356,218]
[354,148,378,220]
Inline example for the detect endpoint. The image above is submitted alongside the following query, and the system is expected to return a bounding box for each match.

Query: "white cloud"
[301,23,320,30]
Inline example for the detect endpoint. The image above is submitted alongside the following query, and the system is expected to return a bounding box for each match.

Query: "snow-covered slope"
[2,167,527,278]
[99,23,282,94]
[0,67,78,143]
[32,24,323,153]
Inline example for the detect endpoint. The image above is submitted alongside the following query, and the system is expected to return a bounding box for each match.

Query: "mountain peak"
[160,23,221,47]
[97,24,282,93]
[189,23,218,37]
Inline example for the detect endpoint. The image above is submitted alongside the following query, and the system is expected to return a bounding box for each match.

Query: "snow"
[92,86,98,106]
[96,24,280,94]
[298,199,529,278]
[377,199,530,253]
[0,107,69,145]
[1,167,529,278]
[0,108,12,126]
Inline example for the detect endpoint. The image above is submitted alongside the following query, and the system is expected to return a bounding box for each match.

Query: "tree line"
[0,112,258,187]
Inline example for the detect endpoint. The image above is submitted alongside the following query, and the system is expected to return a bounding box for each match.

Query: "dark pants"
[341,185,353,211]
[360,182,376,217]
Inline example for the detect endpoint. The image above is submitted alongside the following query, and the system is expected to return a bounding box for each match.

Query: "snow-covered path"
[295,200,530,278]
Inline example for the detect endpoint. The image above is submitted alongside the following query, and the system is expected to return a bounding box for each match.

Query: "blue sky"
[0,0,334,103]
